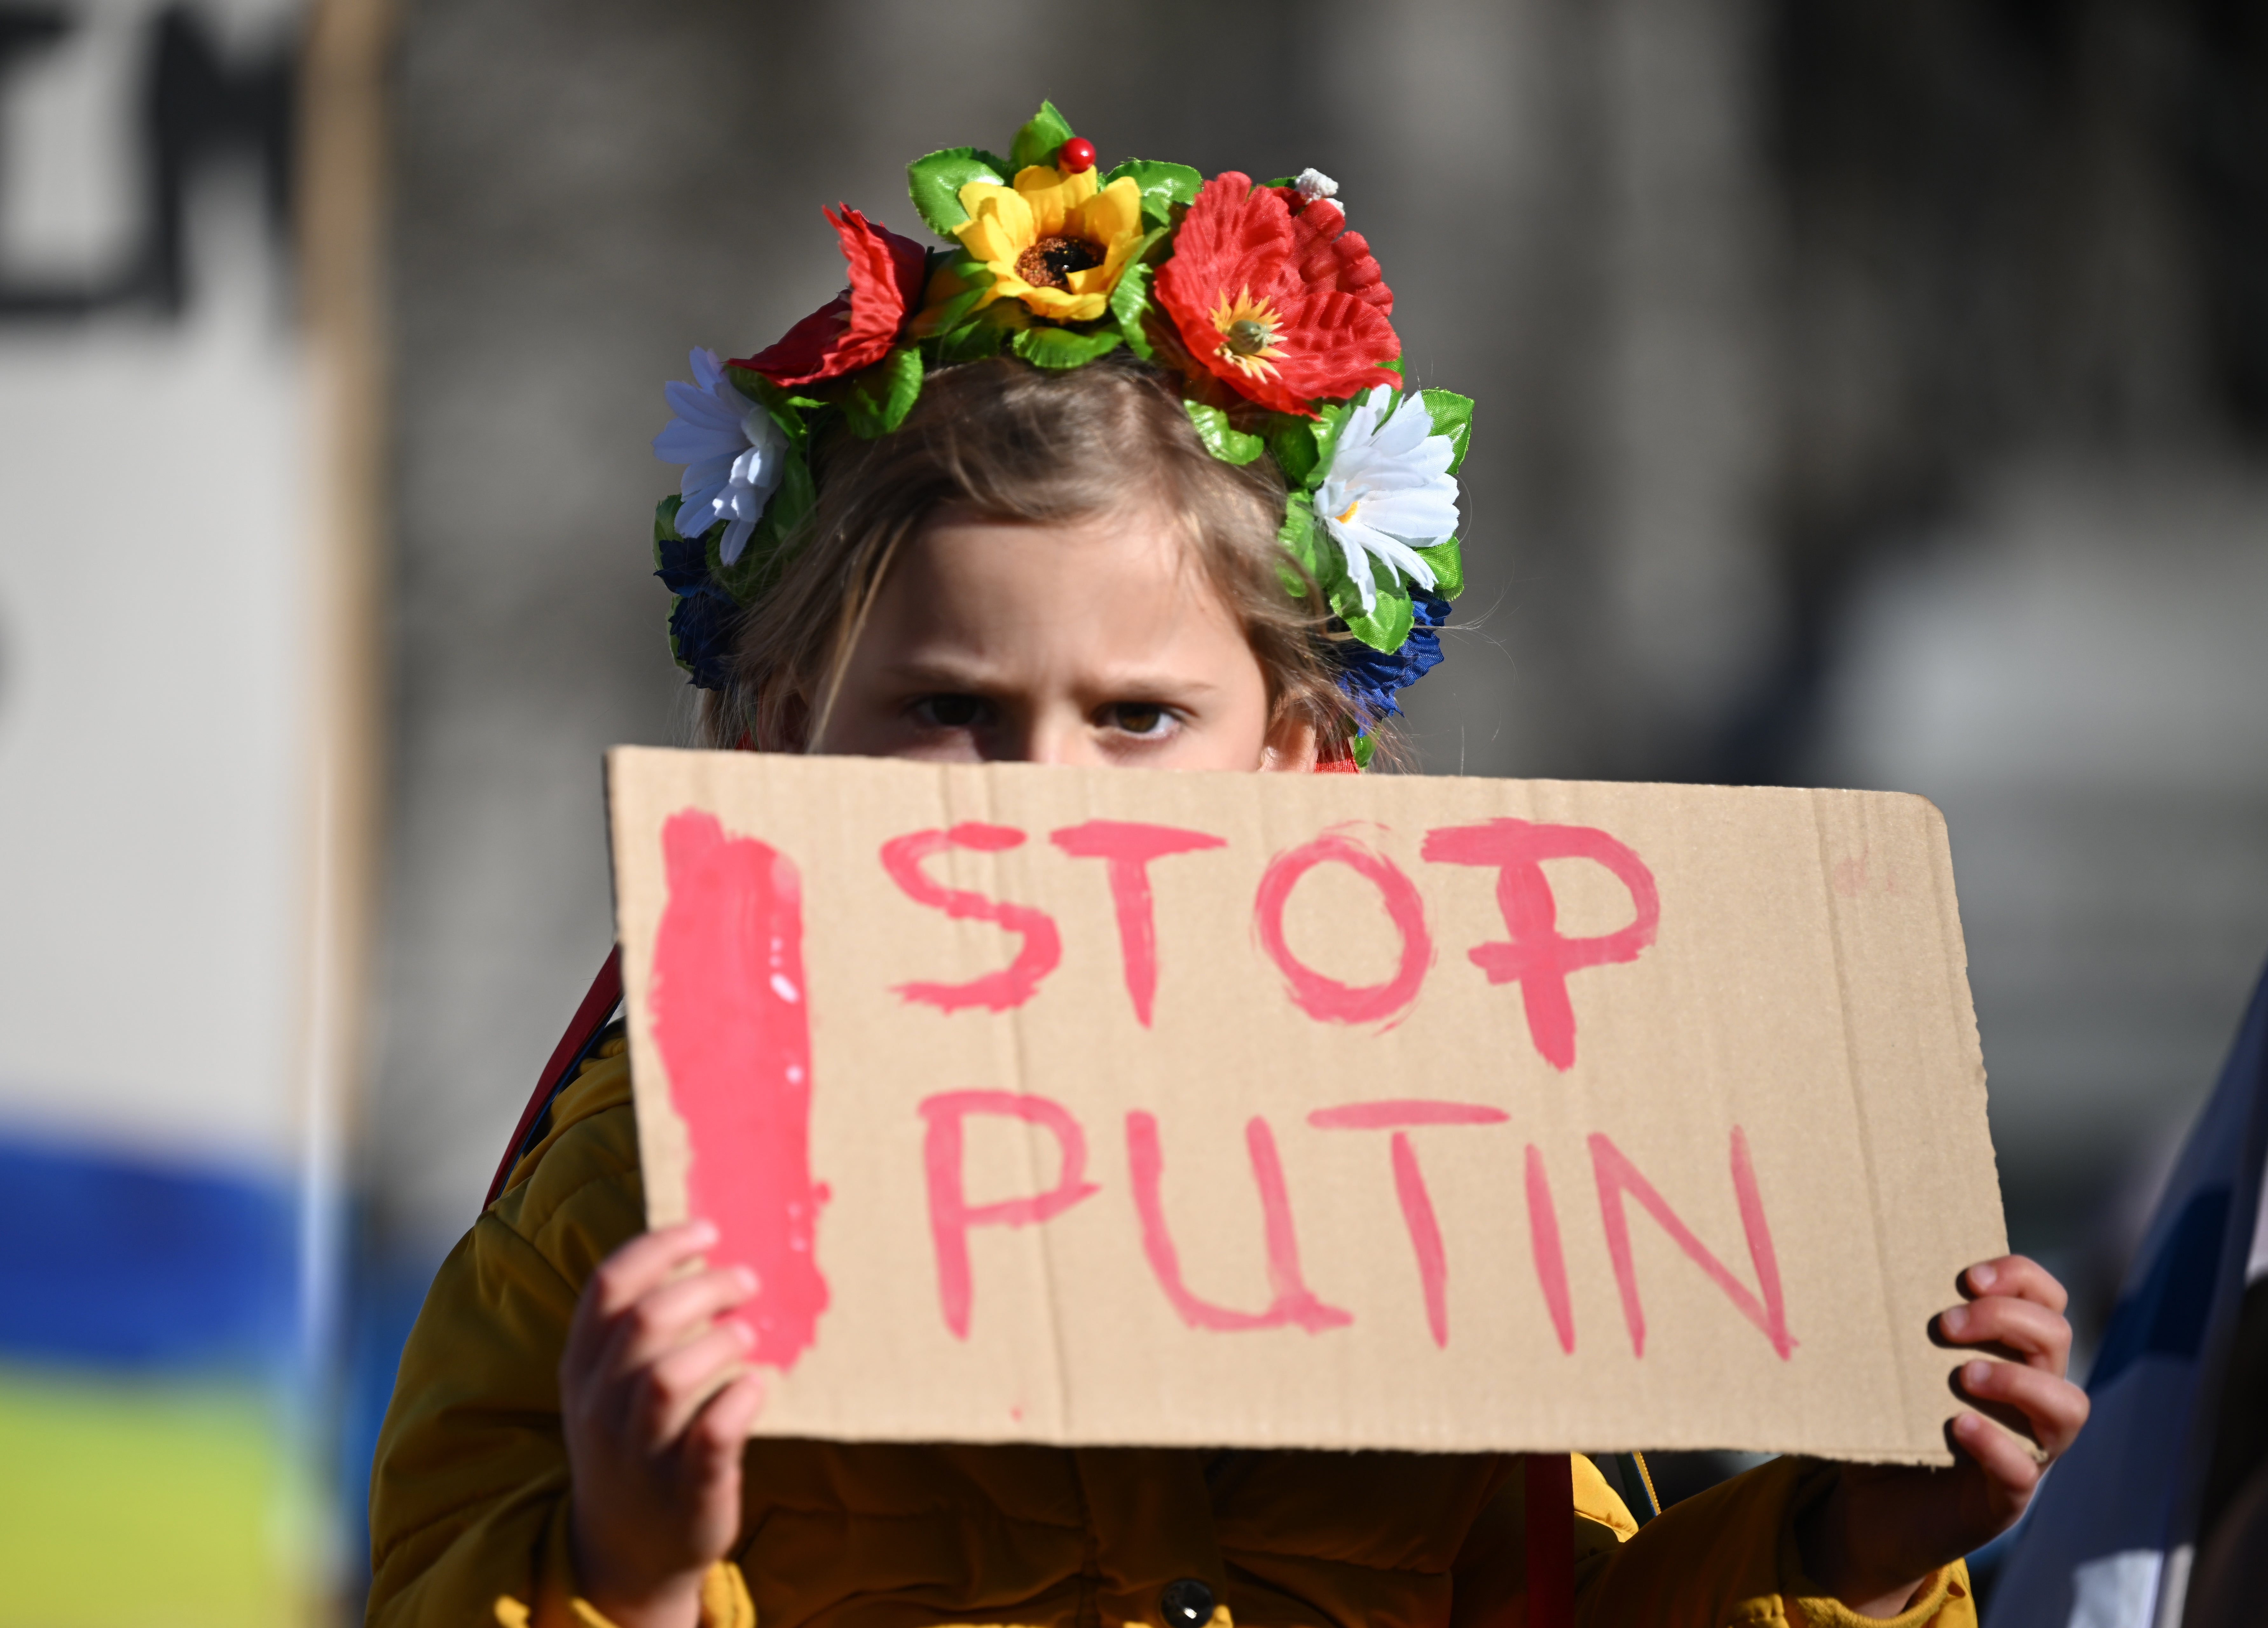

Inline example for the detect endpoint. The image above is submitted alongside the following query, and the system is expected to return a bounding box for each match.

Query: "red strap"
[483,947,624,1210]
[1524,1452,1575,1628]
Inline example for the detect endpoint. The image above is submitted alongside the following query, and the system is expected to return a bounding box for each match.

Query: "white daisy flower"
[1315,385,1459,613]
[652,347,791,566]
[1295,168,1342,211]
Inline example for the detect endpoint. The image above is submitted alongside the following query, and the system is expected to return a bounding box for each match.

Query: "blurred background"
[0,0,2262,1620]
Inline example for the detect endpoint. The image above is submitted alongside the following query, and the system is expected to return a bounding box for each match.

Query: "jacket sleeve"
[1453,1455,1974,1628]
[1569,1456,1977,1628]
[364,1060,757,1628]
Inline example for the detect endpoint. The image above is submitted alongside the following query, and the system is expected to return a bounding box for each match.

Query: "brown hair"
[695,355,1384,759]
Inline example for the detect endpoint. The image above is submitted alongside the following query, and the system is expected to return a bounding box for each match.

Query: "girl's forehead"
[899,507,1225,619]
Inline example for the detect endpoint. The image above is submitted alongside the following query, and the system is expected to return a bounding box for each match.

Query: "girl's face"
[804,507,1316,771]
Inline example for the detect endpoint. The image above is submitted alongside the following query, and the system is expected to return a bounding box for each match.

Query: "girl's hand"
[1798,1254,2090,1617]
[560,1220,767,1628]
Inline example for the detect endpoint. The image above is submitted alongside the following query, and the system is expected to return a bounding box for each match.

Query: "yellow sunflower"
[951,164,1145,323]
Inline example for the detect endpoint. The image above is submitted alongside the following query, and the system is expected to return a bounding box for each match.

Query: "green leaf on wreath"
[759,456,816,566]
[709,525,756,598]
[1266,414,1322,490]
[931,315,1007,365]
[1279,501,1315,578]
[1284,497,1359,610]
[711,453,818,604]
[907,147,1012,237]
[731,369,826,450]
[1102,159,1201,228]
[1009,101,1076,172]
[1110,260,1156,360]
[1275,496,1321,597]
[1307,399,1354,481]
[839,346,924,439]
[655,495,687,548]
[1412,537,1463,600]
[1011,325,1124,369]
[1341,581,1416,654]
[1419,388,1474,474]
[918,257,996,335]
[1185,401,1265,466]
[938,297,1028,362]
[1352,733,1376,769]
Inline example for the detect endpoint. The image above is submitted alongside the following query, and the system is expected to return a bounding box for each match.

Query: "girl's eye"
[1105,702,1174,737]
[912,694,986,729]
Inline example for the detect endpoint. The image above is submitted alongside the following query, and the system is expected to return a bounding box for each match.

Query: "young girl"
[367,107,2086,1628]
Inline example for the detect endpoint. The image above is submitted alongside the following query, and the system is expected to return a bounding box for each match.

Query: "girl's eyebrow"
[878,656,1010,690]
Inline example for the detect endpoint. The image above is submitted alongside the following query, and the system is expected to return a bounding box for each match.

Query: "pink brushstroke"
[1252,832,1433,1025]
[1307,1100,1509,1130]
[881,824,1061,1013]
[648,810,829,1369]
[1048,820,1226,1026]
[917,1090,1098,1340]
[1525,1144,1575,1354]
[1421,819,1660,1071]
[1588,1126,1795,1359]
[1126,1111,1352,1333]
[1308,1100,1509,1346]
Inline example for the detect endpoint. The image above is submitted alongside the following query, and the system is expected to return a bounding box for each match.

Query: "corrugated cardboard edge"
[1813,788,2007,1466]
[607,748,694,1233]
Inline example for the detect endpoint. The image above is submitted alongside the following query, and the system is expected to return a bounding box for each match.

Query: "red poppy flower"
[1277,190,1392,316]
[733,206,928,385]
[1153,173,1400,417]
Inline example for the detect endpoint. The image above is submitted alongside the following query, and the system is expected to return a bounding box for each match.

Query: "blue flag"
[1989,966,2268,1625]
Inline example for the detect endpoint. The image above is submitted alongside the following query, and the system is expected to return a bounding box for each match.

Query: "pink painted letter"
[882,824,1062,1013]
[1420,819,1660,1070]
[1308,1100,1509,1347]
[918,1090,1099,1340]
[1252,833,1433,1025]
[648,810,828,1368]
[1525,1144,1575,1353]
[1126,1112,1352,1332]
[1049,820,1226,1026]
[1588,1127,1795,1359]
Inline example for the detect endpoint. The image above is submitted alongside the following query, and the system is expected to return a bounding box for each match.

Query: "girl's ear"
[1260,714,1319,773]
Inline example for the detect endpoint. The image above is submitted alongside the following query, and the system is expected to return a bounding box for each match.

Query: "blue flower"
[1331,593,1448,720]
[653,525,711,597]
[666,584,739,691]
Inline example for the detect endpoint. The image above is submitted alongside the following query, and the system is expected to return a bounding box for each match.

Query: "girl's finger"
[679,1372,768,1549]
[1938,1296,2072,1372]
[1963,1255,2068,1315]
[571,1221,719,1340]
[694,1370,768,1460]
[1960,1359,2091,1459]
[602,1264,759,1376]
[1951,1408,2047,1504]
[638,1321,757,1446]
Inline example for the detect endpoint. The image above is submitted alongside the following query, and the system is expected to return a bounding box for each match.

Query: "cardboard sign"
[607,748,2004,1464]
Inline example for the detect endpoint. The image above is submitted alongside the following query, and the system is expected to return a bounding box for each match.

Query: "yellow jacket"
[368,1046,1974,1628]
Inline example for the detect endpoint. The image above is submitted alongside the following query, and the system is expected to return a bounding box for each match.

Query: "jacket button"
[1160,1578,1215,1626]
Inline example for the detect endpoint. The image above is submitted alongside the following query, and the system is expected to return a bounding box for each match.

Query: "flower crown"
[652,101,1473,768]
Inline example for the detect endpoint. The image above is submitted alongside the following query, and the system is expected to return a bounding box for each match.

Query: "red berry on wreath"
[1058,137,1096,174]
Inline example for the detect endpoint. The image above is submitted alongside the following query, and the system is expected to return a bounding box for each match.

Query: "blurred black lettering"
[0,3,294,321]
